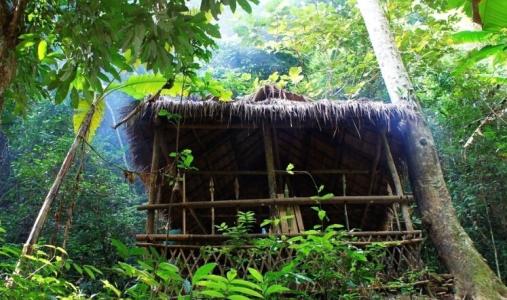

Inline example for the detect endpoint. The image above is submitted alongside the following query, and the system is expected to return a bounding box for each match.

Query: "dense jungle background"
[0,0,506,298]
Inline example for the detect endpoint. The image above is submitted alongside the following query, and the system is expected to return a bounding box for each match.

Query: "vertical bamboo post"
[342,174,350,230]
[387,183,401,231]
[381,133,413,231]
[263,123,279,234]
[262,124,277,198]
[209,177,215,234]
[147,131,161,235]
[182,173,187,235]
[360,135,382,228]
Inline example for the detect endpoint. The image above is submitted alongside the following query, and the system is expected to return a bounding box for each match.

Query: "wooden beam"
[136,230,422,242]
[138,195,413,210]
[163,124,342,130]
[184,169,370,176]
[381,133,413,231]
[137,238,423,248]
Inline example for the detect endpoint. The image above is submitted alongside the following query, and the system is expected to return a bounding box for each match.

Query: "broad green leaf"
[193,263,217,285]
[55,81,71,104]
[286,163,295,175]
[479,0,507,30]
[227,295,251,300]
[318,210,327,221]
[109,74,168,100]
[73,263,83,274]
[265,284,290,296]
[228,286,263,298]
[451,31,495,44]
[454,44,506,74]
[247,268,263,283]
[199,290,226,298]
[231,279,263,291]
[83,265,96,279]
[237,0,253,13]
[288,66,304,84]
[37,40,48,60]
[102,280,121,297]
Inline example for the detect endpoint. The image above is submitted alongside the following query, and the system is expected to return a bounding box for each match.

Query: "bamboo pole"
[210,177,215,234]
[18,97,99,261]
[342,174,350,230]
[147,131,161,235]
[360,134,382,228]
[381,133,413,231]
[182,173,187,234]
[184,169,370,176]
[262,124,277,198]
[137,239,423,248]
[137,195,413,210]
[387,184,401,231]
[136,230,423,241]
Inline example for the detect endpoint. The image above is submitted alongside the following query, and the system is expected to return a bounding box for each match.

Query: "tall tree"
[357,0,507,299]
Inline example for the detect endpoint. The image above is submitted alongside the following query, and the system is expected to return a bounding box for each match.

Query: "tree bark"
[0,0,28,118]
[357,0,507,299]
[0,37,17,119]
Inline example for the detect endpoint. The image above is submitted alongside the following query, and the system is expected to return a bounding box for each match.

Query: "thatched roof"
[125,85,415,129]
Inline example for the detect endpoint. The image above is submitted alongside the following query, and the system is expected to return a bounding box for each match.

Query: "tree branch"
[7,0,29,40]
[472,0,482,26]
[464,107,507,149]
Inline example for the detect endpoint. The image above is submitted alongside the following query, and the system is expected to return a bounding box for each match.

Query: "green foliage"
[170,149,198,170]
[280,222,385,298]
[193,267,289,299]
[217,211,256,246]
[446,0,507,73]
[1,101,143,269]
[0,238,92,299]
[4,0,259,115]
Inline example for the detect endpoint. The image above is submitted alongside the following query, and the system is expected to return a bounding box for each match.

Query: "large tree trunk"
[357,1,507,299]
[0,36,17,119]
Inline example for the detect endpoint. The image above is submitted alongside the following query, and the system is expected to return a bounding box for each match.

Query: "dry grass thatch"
[125,86,416,129]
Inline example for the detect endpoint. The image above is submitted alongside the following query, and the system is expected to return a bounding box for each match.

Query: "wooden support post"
[263,123,280,234]
[234,177,240,200]
[360,134,382,228]
[342,174,350,230]
[387,184,401,231]
[147,131,161,235]
[262,124,277,198]
[381,133,413,231]
[182,173,187,234]
[210,177,215,234]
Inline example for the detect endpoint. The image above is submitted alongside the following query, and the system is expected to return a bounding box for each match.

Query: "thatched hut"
[124,86,422,275]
